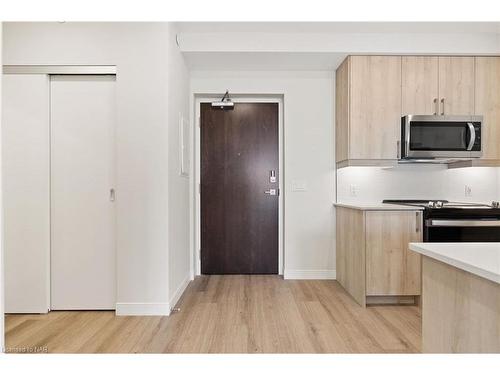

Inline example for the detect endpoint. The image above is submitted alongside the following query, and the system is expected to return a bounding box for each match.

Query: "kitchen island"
[409,242,500,353]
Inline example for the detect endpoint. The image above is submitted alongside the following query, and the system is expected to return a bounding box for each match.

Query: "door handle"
[264,189,279,196]
[427,219,500,227]
[415,212,420,233]
[110,188,116,202]
[466,122,476,151]
[433,98,438,115]
[440,98,445,115]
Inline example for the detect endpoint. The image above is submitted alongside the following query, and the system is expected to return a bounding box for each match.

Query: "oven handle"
[427,219,500,227]
[466,122,476,151]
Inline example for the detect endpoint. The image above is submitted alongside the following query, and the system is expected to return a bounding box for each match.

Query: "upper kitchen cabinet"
[438,57,475,115]
[475,57,500,160]
[402,56,474,116]
[402,56,439,115]
[336,56,402,163]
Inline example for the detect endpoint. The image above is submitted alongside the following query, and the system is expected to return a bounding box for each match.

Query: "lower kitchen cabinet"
[336,206,423,307]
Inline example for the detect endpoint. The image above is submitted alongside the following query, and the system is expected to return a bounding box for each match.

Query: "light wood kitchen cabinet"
[336,207,366,306]
[365,211,422,296]
[335,58,349,162]
[402,56,439,116]
[336,206,423,307]
[402,56,474,116]
[475,57,500,159]
[336,55,483,167]
[438,56,475,115]
[335,56,402,162]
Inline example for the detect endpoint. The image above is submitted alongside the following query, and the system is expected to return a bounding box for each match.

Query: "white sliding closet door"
[3,74,50,313]
[50,75,116,310]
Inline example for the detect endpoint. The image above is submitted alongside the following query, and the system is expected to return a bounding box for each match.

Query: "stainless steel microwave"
[400,115,483,160]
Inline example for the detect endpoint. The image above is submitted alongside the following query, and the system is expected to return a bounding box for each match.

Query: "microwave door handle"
[467,122,476,151]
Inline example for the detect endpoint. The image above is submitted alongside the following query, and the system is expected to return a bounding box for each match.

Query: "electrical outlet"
[349,184,358,197]
[464,185,472,197]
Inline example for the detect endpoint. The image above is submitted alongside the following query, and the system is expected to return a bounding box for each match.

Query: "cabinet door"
[365,211,423,296]
[336,207,366,307]
[475,57,500,159]
[335,58,349,162]
[349,56,402,159]
[402,56,439,115]
[438,57,474,115]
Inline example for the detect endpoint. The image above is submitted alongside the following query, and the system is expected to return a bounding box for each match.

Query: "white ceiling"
[178,22,500,71]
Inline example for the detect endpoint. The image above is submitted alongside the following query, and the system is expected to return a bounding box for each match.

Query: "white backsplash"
[337,165,500,204]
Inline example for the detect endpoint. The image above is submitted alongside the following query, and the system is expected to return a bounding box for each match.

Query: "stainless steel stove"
[382,199,500,242]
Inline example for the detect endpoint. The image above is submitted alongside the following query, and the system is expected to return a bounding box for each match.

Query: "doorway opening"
[194,96,284,275]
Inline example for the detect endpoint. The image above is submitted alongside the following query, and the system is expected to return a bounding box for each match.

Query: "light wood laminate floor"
[5,276,421,353]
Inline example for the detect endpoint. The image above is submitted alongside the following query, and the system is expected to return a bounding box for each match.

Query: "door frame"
[193,95,284,276]
[3,65,117,312]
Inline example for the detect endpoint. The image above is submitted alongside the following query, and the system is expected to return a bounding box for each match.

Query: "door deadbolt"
[269,170,277,183]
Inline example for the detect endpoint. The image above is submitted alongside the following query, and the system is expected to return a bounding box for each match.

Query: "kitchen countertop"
[409,242,500,284]
[334,202,425,211]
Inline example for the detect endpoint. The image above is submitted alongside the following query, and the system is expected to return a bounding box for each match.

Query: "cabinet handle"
[440,98,445,115]
[433,98,438,115]
[415,212,420,233]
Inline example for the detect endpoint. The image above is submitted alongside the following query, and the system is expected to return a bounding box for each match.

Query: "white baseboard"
[115,302,170,316]
[284,269,336,280]
[169,274,191,309]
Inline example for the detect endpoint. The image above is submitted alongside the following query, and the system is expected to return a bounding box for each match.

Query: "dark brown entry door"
[201,102,279,274]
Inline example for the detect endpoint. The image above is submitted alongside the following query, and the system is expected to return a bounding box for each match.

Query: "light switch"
[291,180,308,192]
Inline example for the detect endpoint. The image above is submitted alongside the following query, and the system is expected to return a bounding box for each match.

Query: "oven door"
[401,115,483,159]
[425,219,500,242]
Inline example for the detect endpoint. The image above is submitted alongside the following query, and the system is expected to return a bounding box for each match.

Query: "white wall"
[1,22,4,350]
[166,24,191,308]
[3,22,172,315]
[191,71,335,279]
[496,168,500,201]
[445,168,500,203]
[337,165,500,204]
